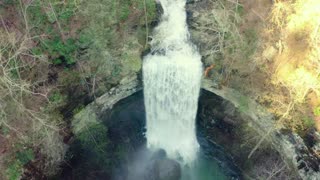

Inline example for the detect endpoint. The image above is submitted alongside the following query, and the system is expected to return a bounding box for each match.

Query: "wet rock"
[72,75,320,179]
[187,0,202,5]
[151,149,167,160]
[312,132,320,158]
[154,158,181,180]
[127,149,181,180]
[202,79,320,179]
[277,133,320,179]
[72,75,142,140]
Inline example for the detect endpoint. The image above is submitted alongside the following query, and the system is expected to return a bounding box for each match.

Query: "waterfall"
[143,0,203,163]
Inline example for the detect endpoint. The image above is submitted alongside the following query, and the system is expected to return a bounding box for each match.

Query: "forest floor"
[202,0,320,134]
[243,0,320,133]
[190,1,320,177]
[0,0,156,179]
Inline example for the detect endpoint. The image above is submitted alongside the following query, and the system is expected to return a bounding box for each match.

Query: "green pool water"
[181,155,228,180]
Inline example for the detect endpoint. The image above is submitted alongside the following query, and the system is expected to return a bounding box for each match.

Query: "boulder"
[154,158,181,180]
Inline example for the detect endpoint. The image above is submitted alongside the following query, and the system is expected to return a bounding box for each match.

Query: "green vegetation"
[0,0,156,178]
[313,106,320,116]
[6,148,34,180]
[238,95,249,113]
[1,126,10,136]
[302,116,315,130]
[243,28,258,59]
[27,0,80,67]
[78,0,156,83]
[6,160,23,180]
[235,4,244,17]
[76,123,111,169]
[68,122,128,179]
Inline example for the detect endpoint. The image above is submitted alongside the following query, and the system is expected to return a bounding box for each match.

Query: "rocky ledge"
[72,75,319,179]
[202,79,320,179]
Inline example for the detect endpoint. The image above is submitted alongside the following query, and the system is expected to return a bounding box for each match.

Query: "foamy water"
[143,0,203,163]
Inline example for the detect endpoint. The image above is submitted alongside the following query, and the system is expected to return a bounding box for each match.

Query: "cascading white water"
[143,0,203,163]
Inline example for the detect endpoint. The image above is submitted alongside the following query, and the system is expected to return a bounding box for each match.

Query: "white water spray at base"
[143,0,203,163]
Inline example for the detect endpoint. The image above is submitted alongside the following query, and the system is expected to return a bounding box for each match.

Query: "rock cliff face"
[72,75,141,135]
[187,0,320,179]
[202,79,320,179]
[71,0,320,179]
[72,76,319,179]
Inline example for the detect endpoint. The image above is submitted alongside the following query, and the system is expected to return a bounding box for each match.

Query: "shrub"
[6,148,35,180]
